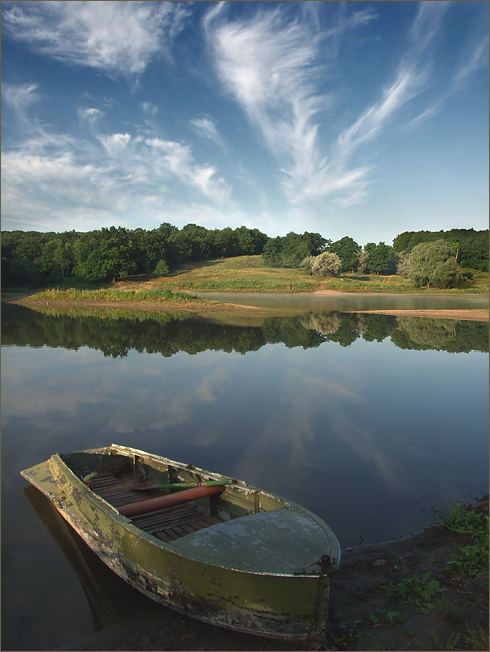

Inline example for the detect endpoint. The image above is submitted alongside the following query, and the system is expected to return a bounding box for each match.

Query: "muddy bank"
[8,298,266,314]
[6,295,489,321]
[56,525,487,652]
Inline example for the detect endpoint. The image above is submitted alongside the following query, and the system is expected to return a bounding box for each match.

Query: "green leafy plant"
[433,499,489,585]
[386,572,446,614]
[326,620,363,649]
[368,608,401,627]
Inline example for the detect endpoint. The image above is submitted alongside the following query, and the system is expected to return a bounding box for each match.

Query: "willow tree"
[408,239,463,288]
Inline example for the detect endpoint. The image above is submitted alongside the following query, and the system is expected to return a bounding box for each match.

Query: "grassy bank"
[27,287,199,303]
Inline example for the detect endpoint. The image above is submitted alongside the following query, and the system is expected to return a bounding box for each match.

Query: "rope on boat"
[304,554,335,650]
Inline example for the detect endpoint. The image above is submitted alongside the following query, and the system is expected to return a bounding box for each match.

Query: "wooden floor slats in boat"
[87,471,223,543]
[88,471,153,507]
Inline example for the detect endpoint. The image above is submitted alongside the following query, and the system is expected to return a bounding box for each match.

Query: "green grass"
[10,255,488,299]
[115,256,488,295]
[30,288,198,303]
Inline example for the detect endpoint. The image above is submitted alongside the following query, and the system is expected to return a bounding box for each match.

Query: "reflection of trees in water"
[2,303,488,357]
[300,312,341,336]
[391,317,489,353]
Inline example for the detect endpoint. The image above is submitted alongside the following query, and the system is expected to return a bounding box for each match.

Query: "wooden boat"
[21,444,341,646]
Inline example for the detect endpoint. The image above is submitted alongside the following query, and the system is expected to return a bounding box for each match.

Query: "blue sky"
[1,1,488,245]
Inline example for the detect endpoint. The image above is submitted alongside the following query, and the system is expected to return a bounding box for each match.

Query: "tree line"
[1,223,487,289]
[1,223,268,287]
[393,228,489,271]
[264,229,487,289]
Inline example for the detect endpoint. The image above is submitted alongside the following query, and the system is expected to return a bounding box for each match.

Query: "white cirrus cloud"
[140,101,159,117]
[205,1,471,209]
[2,82,40,117]
[97,133,132,156]
[145,137,232,205]
[203,3,383,207]
[2,1,191,77]
[77,107,104,132]
[190,116,226,151]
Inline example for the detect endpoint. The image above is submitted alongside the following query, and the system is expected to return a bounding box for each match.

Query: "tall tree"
[79,227,137,282]
[408,239,461,288]
[365,242,397,274]
[327,236,360,271]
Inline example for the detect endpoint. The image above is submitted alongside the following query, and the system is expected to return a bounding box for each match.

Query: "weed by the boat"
[368,608,402,628]
[463,623,489,651]
[432,498,489,587]
[385,571,446,614]
[427,630,462,651]
[325,620,362,649]
[438,597,465,622]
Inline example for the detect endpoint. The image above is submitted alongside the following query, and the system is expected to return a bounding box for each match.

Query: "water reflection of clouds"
[148,364,233,430]
[232,354,404,494]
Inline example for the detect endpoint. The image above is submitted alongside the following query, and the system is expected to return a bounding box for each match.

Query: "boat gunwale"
[23,445,341,576]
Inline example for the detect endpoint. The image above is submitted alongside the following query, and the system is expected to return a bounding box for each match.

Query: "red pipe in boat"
[118,484,225,518]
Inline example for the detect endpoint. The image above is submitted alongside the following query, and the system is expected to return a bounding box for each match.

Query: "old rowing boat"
[20,444,341,645]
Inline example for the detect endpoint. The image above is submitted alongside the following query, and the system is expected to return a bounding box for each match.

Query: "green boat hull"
[21,444,340,645]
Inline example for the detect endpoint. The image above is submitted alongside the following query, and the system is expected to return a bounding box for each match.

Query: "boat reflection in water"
[23,484,158,633]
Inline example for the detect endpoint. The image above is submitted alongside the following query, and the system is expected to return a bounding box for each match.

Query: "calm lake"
[1,294,488,650]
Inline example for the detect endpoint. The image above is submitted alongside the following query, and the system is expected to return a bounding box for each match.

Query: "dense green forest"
[393,228,488,271]
[1,223,487,288]
[1,224,268,287]
[2,303,487,356]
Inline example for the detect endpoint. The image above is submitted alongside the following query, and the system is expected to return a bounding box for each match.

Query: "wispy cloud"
[97,133,132,157]
[190,116,226,151]
[2,1,191,77]
[406,3,488,128]
[205,1,482,210]
[2,83,40,119]
[408,1,450,57]
[204,4,330,200]
[452,34,489,90]
[77,107,104,132]
[204,3,395,206]
[140,102,159,117]
[145,137,232,205]
[1,94,233,232]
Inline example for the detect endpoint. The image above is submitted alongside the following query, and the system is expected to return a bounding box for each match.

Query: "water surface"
[1,299,488,650]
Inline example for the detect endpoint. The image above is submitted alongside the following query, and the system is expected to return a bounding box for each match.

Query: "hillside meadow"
[114,255,489,295]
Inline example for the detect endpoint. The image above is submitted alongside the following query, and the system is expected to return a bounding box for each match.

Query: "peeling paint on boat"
[21,444,340,647]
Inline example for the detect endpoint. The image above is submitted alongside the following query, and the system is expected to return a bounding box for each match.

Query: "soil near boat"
[56,525,488,652]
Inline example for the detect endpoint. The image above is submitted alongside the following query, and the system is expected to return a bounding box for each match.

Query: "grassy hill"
[115,255,488,295]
